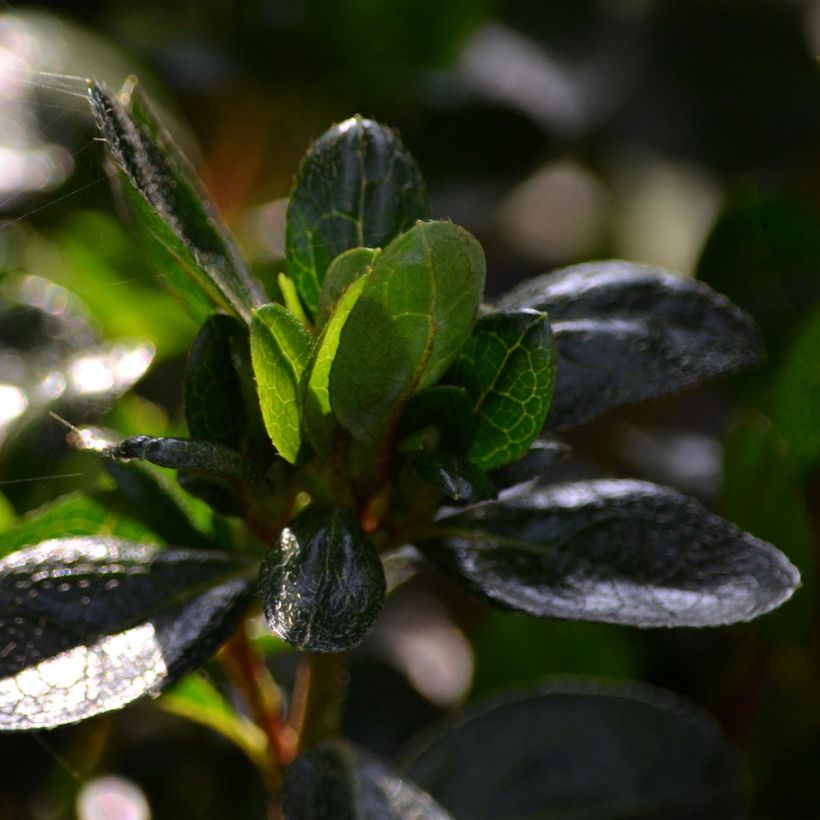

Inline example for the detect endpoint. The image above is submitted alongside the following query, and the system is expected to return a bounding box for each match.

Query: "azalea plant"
[0,77,800,818]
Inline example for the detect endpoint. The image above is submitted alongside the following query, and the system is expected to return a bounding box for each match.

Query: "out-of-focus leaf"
[303,275,369,451]
[89,81,265,322]
[184,315,248,449]
[104,436,266,484]
[160,673,267,769]
[446,310,554,470]
[1,491,159,558]
[316,247,380,330]
[412,452,496,504]
[285,116,429,315]
[260,507,384,652]
[284,740,452,820]
[497,261,763,431]
[771,306,820,470]
[423,479,799,627]
[0,537,255,730]
[401,681,741,819]
[330,221,485,442]
[490,439,570,491]
[251,303,313,463]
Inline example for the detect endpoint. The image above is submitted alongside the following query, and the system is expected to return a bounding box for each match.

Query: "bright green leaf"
[286,116,429,315]
[330,221,485,443]
[250,304,314,463]
[446,310,555,470]
[316,247,379,330]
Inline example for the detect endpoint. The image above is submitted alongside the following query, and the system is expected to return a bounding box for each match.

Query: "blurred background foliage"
[0,0,819,817]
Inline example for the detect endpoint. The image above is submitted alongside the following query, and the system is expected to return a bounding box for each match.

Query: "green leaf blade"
[426,479,800,628]
[497,261,764,432]
[250,303,314,463]
[330,221,485,442]
[89,81,265,322]
[316,247,379,330]
[401,681,741,819]
[0,538,254,731]
[446,310,555,470]
[286,117,429,315]
[260,507,385,652]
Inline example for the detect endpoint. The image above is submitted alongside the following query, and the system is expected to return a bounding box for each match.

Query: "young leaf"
[316,247,380,330]
[412,453,496,504]
[184,315,248,449]
[401,681,741,819]
[445,310,555,470]
[286,116,429,315]
[330,221,485,442]
[284,740,452,820]
[423,479,800,627]
[496,261,764,431]
[303,275,369,451]
[259,507,385,652]
[250,303,313,463]
[104,436,266,483]
[88,81,265,322]
[0,537,255,731]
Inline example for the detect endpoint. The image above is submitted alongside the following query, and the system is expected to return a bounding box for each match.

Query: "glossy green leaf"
[316,247,379,330]
[401,681,741,819]
[184,315,248,449]
[286,116,429,315]
[425,479,800,627]
[260,507,385,652]
[446,310,555,470]
[412,453,496,504]
[250,303,314,463]
[89,81,265,322]
[104,436,266,483]
[1,491,160,558]
[0,537,255,730]
[497,261,764,431]
[303,275,369,450]
[330,221,485,442]
[284,740,451,820]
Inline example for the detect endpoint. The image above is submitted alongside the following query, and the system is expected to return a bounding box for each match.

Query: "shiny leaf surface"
[424,479,800,627]
[260,507,384,652]
[316,247,379,330]
[412,453,496,504]
[286,117,429,315]
[330,221,485,442]
[89,81,265,322]
[250,303,313,463]
[497,261,764,431]
[284,740,451,820]
[402,681,741,819]
[446,310,555,469]
[0,537,254,730]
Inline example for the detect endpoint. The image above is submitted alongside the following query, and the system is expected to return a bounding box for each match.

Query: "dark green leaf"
[303,274,370,451]
[490,439,570,491]
[1,491,159,558]
[398,386,475,455]
[412,453,496,504]
[316,247,380,330]
[250,303,313,463]
[285,116,429,315]
[497,261,764,431]
[89,81,265,322]
[104,436,266,483]
[330,221,485,442]
[446,310,555,470]
[425,479,799,627]
[401,681,741,819]
[184,315,247,449]
[0,537,254,730]
[284,740,451,820]
[260,507,384,652]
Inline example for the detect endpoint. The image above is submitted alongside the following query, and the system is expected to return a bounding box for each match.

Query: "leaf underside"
[496,261,764,431]
[0,537,254,731]
[424,479,800,628]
